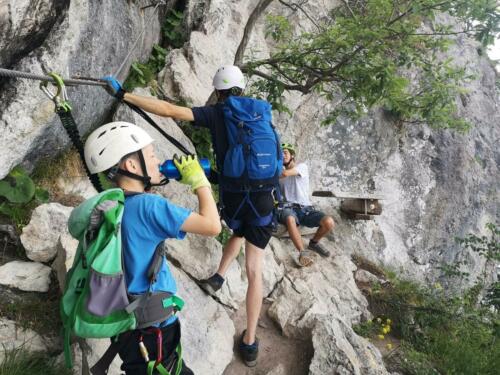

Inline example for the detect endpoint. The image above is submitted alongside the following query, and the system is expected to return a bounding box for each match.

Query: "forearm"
[196,187,221,233]
[281,168,299,177]
[124,93,168,116]
[123,93,194,121]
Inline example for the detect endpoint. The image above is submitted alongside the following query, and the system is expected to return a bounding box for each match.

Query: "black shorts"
[222,190,274,249]
[116,319,193,375]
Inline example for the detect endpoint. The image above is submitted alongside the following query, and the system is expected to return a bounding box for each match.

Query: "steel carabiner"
[39,72,72,112]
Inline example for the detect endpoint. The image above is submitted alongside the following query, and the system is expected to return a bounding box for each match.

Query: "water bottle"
[159,158,211,180]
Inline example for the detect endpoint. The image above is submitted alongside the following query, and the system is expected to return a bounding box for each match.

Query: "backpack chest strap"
[126,293,184,329]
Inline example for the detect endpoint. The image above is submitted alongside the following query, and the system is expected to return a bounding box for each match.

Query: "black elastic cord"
[57,109,104,192]
[124,101,192,156]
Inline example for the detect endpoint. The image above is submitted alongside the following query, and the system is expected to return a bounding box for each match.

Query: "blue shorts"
[277,206,325,228]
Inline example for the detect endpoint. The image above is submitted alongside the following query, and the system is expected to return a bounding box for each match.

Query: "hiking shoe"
[239,330,259,367]
[198,273,224,294]
[308,240,330,257]
[297,250,314,267]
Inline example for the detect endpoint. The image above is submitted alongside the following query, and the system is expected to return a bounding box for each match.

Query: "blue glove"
[101,76,125,99]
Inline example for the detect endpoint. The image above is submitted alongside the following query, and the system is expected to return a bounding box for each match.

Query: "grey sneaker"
[308,240,330,257]
[239,330,259,367]
[198,273,224,294]
[296,250,314,267]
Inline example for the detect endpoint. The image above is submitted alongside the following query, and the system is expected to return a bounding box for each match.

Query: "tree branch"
[278,0,322,30]
[234,0,275,66]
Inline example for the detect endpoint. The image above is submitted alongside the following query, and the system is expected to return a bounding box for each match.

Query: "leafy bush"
[0,166,49,229]
[123,44,168,92]
[0,347,72,375]
[162,9,186,48]
[356,224,500,374]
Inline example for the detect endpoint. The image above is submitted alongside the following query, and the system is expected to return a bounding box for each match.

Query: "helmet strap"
[116,150,153,191]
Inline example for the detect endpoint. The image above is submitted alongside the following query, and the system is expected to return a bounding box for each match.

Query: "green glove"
[173,154,211,192]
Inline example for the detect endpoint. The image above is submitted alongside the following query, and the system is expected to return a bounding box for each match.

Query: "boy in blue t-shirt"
[102,66,273,367]
[84,121,221,374]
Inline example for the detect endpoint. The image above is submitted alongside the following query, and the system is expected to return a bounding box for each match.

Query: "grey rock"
[268,240,370,339]
[0,0,164,179]
[309,317,389,375]
[355,269,385,285]
[52,233,78,291]
[171,265,234,375]
[0,318,47,363]
[0,261,51,292]
[266,363,286,375]
[20,202,73,263]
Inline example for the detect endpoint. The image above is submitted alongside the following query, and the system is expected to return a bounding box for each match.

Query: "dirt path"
[222,300,313,375]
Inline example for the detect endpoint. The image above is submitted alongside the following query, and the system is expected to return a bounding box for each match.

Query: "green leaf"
[34,188,49,203]
[0,167,35,203]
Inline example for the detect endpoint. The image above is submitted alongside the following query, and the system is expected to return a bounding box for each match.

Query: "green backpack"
[61,188,184,373]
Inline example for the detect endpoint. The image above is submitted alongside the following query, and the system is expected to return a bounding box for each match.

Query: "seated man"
[278,143,335,267]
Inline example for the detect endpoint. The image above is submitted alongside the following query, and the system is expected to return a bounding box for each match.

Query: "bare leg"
[243,241,264,345]
[285,215,304,252]
[311,216,335,242]
[216,234,244,277]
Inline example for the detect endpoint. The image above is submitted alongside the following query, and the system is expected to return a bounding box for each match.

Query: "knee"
[322,216,335,231]
[285,215,296,227]
[246,263,262,284]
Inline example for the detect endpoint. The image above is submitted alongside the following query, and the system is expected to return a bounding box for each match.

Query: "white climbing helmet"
[84,122,153,174]
[212,65,246,90]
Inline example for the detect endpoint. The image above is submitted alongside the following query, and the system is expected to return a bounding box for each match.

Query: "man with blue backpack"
[103,65,282,367]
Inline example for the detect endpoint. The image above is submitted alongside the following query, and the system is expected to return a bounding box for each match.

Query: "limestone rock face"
[0,0,165,178]
[52,233,79,290]
[171,266,235,375]
[0,0,67,68]
[268,238,370,337]
[0,318,48,363]
[20,202,73,262]
[309,317,389,375]
[0,261,52,292]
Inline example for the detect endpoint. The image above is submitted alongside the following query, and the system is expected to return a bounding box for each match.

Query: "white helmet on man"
[84,122,153,174]
[212,65,246,90]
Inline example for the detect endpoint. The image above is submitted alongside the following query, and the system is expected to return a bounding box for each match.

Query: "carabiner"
[39,72,72,112]
[139,327,163,367]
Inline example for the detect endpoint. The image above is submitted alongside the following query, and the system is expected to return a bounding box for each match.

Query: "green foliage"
[216,226,232,246]
[124,10,186,95]
[0,166,49,229]
[123,44,168,92]
[456,222,500,262]
[244,0,499,129]
[162,9,186,48]
[0,347,72,375]
[365,276,500,374]
[360,224,500,374]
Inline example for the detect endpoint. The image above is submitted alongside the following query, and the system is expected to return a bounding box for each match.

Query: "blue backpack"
[219,96,282,231]
[221,96,282,188]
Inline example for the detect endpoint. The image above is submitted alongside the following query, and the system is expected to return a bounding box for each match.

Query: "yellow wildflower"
[377,334,385,340]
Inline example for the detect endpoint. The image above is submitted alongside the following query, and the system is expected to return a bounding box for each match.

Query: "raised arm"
[102,76,194,121]
[173,155,221,236]
[124,92,194,121]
